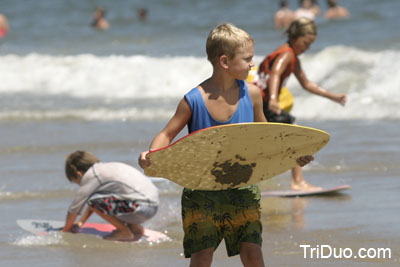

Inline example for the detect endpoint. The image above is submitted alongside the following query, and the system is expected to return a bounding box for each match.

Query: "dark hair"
[65,151,99,182]
[299,0,318,6]
[327,0,337,8]
[95,7,106,17]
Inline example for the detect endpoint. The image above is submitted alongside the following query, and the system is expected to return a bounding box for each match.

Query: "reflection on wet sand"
[261,190,352,232]
[261,196,308,231]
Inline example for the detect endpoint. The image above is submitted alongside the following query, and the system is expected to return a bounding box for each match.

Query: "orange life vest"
[256,46,297,102]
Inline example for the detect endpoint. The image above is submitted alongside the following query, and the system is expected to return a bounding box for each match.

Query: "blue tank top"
[185,80,254,133]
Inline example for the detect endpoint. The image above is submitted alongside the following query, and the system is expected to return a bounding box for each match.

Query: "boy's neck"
[206,70,238,93]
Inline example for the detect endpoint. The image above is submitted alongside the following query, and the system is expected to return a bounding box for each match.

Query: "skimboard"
[145,122,330,190]
[17,219,169,243]
[261,185,351,197]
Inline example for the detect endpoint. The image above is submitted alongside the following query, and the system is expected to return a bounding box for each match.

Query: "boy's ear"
[71,171,83,182]
[219,55,229,69]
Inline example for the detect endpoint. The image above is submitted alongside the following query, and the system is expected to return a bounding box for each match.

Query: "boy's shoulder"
[246,81,259,92]
[186,86,200,96]
[246,81,263,101]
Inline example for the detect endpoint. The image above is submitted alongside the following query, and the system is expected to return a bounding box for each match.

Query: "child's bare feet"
[103,229,135,241]
[291,180,322,191]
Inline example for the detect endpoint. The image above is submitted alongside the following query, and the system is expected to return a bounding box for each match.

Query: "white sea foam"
[0,107,175,121]
[0,46,399,120]
[0,54,210,99]
[287,46,400,120]
[13,232,65,247]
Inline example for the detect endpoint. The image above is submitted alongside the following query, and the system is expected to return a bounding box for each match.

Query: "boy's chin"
[238,73,249,81]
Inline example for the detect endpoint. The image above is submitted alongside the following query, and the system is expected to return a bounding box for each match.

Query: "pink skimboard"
[261,185,351,197]
[17,219,170,243]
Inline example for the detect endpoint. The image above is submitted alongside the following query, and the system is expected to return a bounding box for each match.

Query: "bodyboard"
[261,185,351,197]
[16,219,169,243]
[145,122,330,190]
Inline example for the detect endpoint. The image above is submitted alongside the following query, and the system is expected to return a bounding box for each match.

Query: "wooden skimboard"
[145,122,330,190]
[261,185,351,197]
[17,219,169,243]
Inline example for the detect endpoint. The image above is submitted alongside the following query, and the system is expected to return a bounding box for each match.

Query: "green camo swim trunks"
[181,185,262,258]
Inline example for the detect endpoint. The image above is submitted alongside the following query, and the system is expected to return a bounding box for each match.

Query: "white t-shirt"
[68,162,159,214]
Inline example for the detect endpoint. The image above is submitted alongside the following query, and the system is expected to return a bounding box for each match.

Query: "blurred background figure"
[310,0,321,17]
[295,0,315,20]
[295,0,318,20]
[138,8,148,22]
[275,0,295,29]
[324,0,350,20]
[0,13,9,38]
[91,7,110,30]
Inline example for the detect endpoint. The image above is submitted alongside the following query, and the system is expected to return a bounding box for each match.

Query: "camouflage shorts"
[181,185,262,258]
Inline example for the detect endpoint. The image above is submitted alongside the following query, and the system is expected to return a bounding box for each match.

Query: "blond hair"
[286,17,317,40]
[206,23,254,64]
[65,150,99,182]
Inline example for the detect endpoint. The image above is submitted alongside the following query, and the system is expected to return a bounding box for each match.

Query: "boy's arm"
[139,97,192,169]
[294,62,347,105]
[247,83,267,122]
[76,206,93,227]
[62,211,78,232]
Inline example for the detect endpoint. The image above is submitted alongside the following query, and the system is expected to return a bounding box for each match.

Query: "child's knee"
[190,248,214,267]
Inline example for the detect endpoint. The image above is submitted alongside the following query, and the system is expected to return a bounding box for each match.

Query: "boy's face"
[227,42,255,80]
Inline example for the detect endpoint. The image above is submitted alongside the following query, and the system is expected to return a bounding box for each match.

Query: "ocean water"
[0,0,399,266]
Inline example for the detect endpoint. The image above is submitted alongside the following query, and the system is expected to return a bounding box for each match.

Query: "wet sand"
[0,120,399,266]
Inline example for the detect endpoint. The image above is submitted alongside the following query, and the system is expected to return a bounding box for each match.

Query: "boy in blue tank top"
[139,23,313,266]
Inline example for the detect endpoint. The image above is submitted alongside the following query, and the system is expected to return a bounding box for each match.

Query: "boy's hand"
[296,155,314,167]
[138,151,152,169]
[71,223,81,233]
[268,99,281,114]
[332,93,347,106]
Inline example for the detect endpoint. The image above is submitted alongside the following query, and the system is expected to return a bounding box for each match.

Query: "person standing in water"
[91,7,110,30]
[253,17,347,191]
[0,13,9,38]
[295,0,317,20]
[275,0,295,30]
[310,0,321,17]
[324,0,350,20]
[138,8,148,22]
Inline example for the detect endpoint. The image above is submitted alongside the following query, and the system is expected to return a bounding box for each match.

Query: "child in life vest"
[254,17,347,191]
